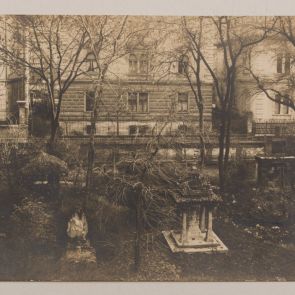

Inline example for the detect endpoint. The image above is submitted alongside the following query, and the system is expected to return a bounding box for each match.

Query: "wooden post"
[134,194,141,272]
[116,111,119,136]
[257,160,262,186]
[181,212,188,245]
[200,205,206,233]
[205,207,213,242]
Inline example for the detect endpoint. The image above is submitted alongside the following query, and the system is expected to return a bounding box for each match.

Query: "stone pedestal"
[163,191,228,253]
[60,239,97,272]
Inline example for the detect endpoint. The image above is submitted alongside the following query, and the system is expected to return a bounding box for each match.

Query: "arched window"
[86,52,97,72]
[178,55,189,74]
[129,54,138,74]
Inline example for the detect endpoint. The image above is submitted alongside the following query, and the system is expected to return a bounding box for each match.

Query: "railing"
[253,121,295,136]
[0,111,19,125]
[0,111,28,142]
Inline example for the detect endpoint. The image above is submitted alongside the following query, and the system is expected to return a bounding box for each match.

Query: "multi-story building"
[235,37,295,138]
[58,48,213,139]
[0,59,28,142]
[2,16,295,159]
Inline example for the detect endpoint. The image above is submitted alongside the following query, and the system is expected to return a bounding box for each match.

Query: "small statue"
[67,209,88,242]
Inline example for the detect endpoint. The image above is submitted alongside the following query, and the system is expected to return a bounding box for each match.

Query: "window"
[139,54,148,74]
[274,99,280,114]
[178,124,188,133]
[128,93,138,112]
[86,124,96,135]
[128,92,148,113]
[178,55,189,74]
[138,93,148,112]
[129,125,137,136]
[129,53,149,74]
[138,125,149,135]
[178,93,189,112]
[274,94,289,115]
[285,54,291,74]
[129,54,138,74]
[85,91,95,112]
[128,125,149,136]
[86,52,97,72]
[277,53,291,74]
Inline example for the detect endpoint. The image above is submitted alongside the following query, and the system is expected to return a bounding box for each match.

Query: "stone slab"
[171,231,219,248]
[163,230,228,254]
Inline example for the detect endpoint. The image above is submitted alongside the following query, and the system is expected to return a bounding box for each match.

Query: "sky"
[0,0,295,16]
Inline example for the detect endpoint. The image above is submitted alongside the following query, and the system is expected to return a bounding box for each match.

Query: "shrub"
[225,160,256,193]
[232,187,291,225]
[10,197,61,254]
[30,116,51,137]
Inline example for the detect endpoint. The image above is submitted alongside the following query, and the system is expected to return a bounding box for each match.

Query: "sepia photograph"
[0,1,295,287]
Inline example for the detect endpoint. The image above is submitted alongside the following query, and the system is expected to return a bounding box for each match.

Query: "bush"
[61,189,130,237]
[232,187,291,225]
[225,160,256,192]
[60,187,131,259]
[10,197,61,254]
[30,116,51,137]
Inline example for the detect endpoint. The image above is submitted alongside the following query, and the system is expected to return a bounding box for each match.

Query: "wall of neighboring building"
[6,78,25,124]
[0,61,7,121]
[235,38,295,122]
[59,80,213,136]
[0,82,7,121]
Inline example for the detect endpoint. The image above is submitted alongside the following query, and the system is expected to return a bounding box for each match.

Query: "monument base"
[163,230,228,253]
[60,239,97,267]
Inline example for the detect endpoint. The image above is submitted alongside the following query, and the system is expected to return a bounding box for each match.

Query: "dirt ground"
[1,215,295,281]
[0,163,294,282]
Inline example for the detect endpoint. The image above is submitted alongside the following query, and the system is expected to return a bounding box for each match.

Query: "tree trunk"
[47,172,60,198]
[134,194,142,272]
[223,75,235,184]
[86,113,96,191]
[47,119,59,153]
[224,109,232,175]
[198,107,206,169]
[218,112,226,192]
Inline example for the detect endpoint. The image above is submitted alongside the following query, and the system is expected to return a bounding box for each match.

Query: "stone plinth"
[60,239,97,271]
[163,230,228,253]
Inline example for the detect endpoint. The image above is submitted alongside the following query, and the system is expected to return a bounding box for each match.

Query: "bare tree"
[79,15,128,190]
[106,116,177,272]
[0,16,89,151]
[182,16,272,190]
[248,16,295,112]
[179,17,208,168]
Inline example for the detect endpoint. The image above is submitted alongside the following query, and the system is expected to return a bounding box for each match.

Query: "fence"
[253,121,295,136]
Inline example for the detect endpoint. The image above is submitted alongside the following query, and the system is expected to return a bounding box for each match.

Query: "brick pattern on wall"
[59,81,213,136]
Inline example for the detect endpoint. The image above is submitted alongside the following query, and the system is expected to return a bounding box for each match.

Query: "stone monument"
[163,170,228,253]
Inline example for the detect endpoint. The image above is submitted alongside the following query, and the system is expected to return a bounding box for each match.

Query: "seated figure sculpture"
[62,209,96,267]
[67,209,88,242]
